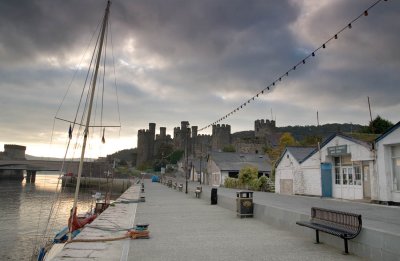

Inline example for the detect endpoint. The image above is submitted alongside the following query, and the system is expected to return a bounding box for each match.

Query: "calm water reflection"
[0,173,114,261]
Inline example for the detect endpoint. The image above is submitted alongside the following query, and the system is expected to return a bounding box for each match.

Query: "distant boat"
[37,1,115,260]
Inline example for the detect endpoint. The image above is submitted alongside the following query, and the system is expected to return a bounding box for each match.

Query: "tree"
[300,135,322,146]
[279,132,297,149]
[168,150,184,164]
[368,115,393,134]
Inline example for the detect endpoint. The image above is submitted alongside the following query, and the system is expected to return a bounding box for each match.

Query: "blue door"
[321,163,332,197]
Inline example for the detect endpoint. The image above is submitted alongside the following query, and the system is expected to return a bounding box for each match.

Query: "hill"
[277,123,366,141]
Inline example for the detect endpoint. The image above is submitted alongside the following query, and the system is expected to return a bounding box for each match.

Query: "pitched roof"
[209,151,271,172]
[301,132,373,163]
[375,121,400,143]
[275,146,315,167]
[276,132,374,168]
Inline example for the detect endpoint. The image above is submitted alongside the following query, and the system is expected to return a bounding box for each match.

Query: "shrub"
[224,177,239,188]
[238,166,258,187]
[248,178,261,191]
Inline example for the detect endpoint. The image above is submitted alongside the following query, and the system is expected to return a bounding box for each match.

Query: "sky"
[0,0,399,158]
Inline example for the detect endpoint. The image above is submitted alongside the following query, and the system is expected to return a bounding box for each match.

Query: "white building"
[374,121,400,204]
[275,133,374,200]
[206,152,271,187]
[274,146,315,195]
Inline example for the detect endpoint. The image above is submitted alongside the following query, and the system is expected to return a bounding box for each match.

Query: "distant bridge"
[0,160,80,182]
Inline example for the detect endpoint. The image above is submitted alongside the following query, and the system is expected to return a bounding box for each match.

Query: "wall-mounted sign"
[327,145,348,156]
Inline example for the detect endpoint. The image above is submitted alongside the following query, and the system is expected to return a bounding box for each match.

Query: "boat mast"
[71,0,111,226]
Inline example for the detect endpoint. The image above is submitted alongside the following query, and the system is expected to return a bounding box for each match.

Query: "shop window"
[342,168,348,185]
[348,167,353,185]
[354,165,362,185]
[335,167,341,184]
[392,146,400,191]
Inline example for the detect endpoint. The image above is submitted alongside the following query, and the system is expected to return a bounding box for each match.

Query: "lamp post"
[185,125,189,194]
[199,142,203,184]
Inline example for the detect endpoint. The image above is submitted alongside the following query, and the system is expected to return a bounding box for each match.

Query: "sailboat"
[37,1,117,260]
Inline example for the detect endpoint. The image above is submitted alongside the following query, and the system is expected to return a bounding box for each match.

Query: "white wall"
[299,152,322,196]
[375,127,400,203]
[207,159,221,187]
[275,151,300,195]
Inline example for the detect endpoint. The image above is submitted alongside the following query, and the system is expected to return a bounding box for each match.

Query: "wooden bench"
[195,186,202,198]
[178,183,183,191]
[296,207,362,254]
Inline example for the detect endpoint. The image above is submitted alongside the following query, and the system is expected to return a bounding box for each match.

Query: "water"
[0,173,111,261]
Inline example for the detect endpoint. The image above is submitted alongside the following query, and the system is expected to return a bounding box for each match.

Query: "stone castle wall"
[136,118,277,166]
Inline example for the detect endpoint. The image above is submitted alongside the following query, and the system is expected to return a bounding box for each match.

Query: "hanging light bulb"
[68,124,73,140]
[101,128,106,144]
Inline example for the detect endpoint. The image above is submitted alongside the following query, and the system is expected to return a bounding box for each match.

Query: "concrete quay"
[51,179,400,260]
[51,184,140,260]
[180,180,400,261]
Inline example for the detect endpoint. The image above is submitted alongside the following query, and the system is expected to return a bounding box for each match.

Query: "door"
[321,163,332,197]
[340,166,363,200]
[363,165,371,198]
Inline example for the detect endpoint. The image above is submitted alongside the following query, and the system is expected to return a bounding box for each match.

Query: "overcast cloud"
[0,0,399,157]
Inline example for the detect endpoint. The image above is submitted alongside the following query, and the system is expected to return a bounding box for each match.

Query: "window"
[335,167,341,184]
[228,171,239,178]
[354,165,362,186]
[348,167,353,185]
[392,146,400,191]
[342,168,348,185]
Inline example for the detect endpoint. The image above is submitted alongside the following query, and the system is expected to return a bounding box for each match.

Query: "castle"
[136,119,278,166]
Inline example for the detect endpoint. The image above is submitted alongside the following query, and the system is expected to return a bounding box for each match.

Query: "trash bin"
[236,191,253,218]
[211,187,218,205]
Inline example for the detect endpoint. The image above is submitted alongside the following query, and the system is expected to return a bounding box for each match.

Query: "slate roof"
[275,146,315,167]
[191,159,207,171]
[287,146,315,163]
[209,151,271,172]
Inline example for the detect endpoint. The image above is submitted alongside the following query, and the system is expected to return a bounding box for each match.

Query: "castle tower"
[191,126,198,156]
[136,123,156,167]
[3,144,26,160]
[160,127,166,139]
[211,124,231,151]
[254,119,276,138]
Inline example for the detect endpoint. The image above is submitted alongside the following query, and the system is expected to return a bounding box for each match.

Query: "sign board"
[327,145,348,156]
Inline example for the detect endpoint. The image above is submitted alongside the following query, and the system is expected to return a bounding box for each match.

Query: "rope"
[67,230,150,243]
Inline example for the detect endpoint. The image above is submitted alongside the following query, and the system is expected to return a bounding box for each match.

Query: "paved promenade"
[51,179,400,260]
[127,181,363,261]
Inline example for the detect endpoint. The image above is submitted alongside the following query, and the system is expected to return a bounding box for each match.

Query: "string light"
[198,0,388,131]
